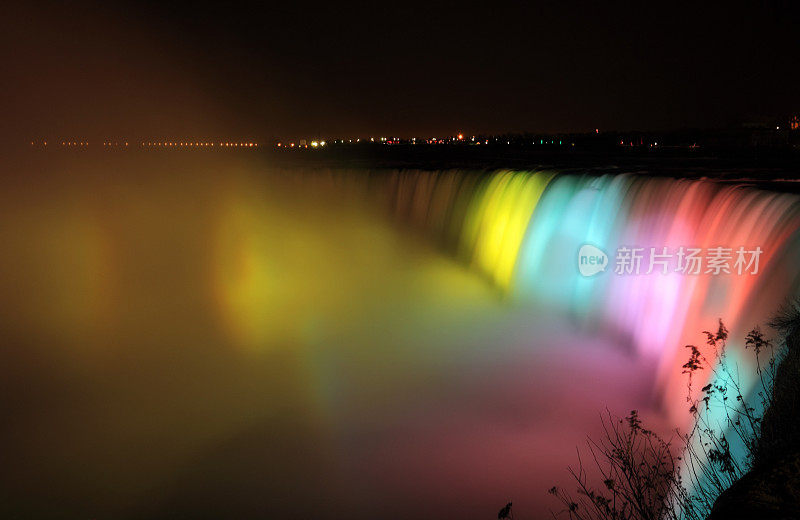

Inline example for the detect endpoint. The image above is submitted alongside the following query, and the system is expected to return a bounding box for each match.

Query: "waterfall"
[304,168,800,420]
[5,159,799,518]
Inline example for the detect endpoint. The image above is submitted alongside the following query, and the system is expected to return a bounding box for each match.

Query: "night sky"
[3,1,799,140]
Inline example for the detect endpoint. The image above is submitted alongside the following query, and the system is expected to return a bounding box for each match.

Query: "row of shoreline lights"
[30,141,259,148]
[273,135,557,147]
[33,137,574,150]
[277,135,463,147]
[276,140,326,148]
[275,135,463,147]
[138,141,259,148]
[274,135,567,147]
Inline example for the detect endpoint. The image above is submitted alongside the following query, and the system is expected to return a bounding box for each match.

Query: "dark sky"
[4,1,799,140]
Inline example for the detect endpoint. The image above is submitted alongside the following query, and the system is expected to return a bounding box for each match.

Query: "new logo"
[578,244,608,277]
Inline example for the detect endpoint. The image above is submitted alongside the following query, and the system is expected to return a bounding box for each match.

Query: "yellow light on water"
[461,171,555,289]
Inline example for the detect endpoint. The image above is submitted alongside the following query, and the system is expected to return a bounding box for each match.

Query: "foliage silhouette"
[539,306,799,520]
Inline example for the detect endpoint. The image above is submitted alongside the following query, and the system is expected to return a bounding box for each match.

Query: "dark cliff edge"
[710,318,800,519]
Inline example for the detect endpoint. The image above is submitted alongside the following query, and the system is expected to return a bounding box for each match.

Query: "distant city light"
[38,129,776,154]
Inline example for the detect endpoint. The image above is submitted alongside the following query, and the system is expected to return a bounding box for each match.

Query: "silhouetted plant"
[548,409,693,520]
[498,501,513,519]
[545,314,794,520]
[678,319,781,514]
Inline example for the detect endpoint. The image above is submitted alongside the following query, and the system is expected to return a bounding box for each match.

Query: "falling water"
[2,156,799,518]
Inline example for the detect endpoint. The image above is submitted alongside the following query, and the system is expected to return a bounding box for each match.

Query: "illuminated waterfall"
[6,161,800,518]
[339,168,800,418]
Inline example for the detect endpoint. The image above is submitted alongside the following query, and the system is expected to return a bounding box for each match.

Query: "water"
[1,154,798,518]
